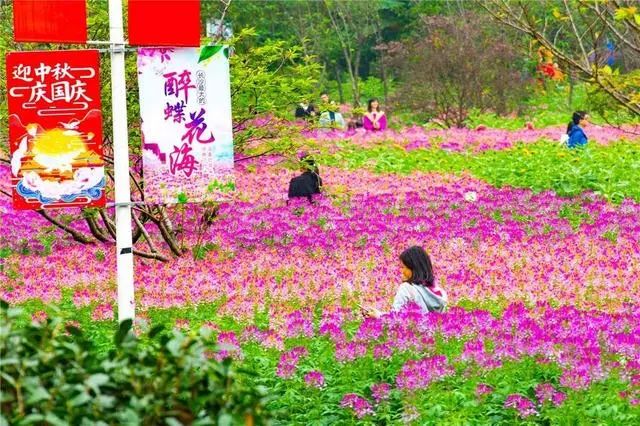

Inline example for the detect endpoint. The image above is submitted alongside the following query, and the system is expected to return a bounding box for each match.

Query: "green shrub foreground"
[0,302,272,426]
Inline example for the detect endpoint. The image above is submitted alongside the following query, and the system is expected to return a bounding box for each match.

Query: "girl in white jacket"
[364,246,448,317]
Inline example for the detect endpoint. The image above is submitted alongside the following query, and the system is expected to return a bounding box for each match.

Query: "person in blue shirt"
[566,111,589,148]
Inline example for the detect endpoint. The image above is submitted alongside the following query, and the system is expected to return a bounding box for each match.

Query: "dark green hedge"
[0,301,273,425]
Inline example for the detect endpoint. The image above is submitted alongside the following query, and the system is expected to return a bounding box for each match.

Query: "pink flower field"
[2,158,639,318]
[302,124,640,152]
[2,125,640,423]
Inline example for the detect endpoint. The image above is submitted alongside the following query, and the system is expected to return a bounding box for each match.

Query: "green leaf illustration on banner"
[223,46,230,58]
[198,45,223,64]
[177,192,188,204]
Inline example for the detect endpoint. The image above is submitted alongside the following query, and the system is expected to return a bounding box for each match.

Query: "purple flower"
[335,341,367,362]
[304,370,325,388]
[371,383,392,403]
[535,382,566,406]
[340,393,374,419]
[215,331,243,361]
[319,321,345,341]
[396,355,453,391]
[355,317,384,341]
[552,391,567,406]
[373,343,394,360]
[534,383,556,403]
[504,394,538,418]
[276,346,309,379]
[559,368,593,390]
[475,383,494,398]
[284,310,314,338]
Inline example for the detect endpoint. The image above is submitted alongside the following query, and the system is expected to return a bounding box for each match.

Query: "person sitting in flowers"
[294,98,316,120]
[363,246,447,317]
[566,111,589,149]
[318,103,346,130]
[288,154,322,203]
[363,98,387,131]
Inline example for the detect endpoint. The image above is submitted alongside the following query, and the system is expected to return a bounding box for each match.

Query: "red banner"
[6,50,105,210]
[128,0,201,47]
[13,0,87,44]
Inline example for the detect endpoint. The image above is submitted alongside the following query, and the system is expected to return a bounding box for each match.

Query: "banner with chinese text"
[6,50,105,210]
[137,47,234,204]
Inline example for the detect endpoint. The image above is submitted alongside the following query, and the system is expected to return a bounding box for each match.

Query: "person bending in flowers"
[363,246,447,317]
[287,155,322,203]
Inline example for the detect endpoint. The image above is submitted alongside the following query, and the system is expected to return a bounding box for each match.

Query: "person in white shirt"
[363,246,448,317]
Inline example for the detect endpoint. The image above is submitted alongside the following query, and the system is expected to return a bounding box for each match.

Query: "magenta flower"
[335,341,368,362]
[371,382,392,403]
[552,391,567,406]
[284,310,314,338]
[340,393,374,419]
[355,317,384,341]
[504,394,538,418]
[372,343,394,360]
[276,346,308,379]
[475,383,494,398]
[319,321,345,341]
[535,383,566,406]
[215,331,243,361]
[396,355,453,391]
[304,370,325,388]
[91,303,114,321]
[31,310,48,324]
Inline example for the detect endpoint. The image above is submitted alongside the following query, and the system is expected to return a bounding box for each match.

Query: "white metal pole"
[108,0,135,322]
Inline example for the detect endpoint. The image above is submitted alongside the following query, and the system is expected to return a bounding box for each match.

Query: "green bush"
[0,301,274,425]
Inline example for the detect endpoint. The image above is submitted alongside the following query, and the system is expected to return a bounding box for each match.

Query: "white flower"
[464,191,478,202]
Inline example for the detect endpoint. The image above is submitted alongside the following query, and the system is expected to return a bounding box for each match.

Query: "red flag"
[13,0,87,44]
[128,0,201,47]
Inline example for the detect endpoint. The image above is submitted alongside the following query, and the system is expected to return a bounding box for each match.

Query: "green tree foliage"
[482,0,640,119]
[229,28,321,151]
[0,0,320,261]
[0,301,273,424]
[383,13,531,127]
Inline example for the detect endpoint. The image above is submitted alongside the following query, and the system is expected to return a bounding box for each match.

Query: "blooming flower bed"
[303,124,640,152]
[1,126,640,423]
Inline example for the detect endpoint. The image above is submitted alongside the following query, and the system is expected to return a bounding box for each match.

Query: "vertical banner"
[13,0,87,44]
[128,0,201,47]
[137,47,234,204]
[6,50,105,210]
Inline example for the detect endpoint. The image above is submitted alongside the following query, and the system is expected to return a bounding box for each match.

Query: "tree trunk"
[380,51,389,104]
[342,52,358,106]
[157,207,183,257]
[85,214,110,243]
[335,66,345,104]
[36,211,95,244]
[568,72,574,107]
[352,48,361,106]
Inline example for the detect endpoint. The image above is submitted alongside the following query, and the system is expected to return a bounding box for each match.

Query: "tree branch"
[36,210,96,244]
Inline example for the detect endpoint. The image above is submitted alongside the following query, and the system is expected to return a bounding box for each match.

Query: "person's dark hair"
[367,98,380,113]
[320,92,329,97]
[300,155,319,175]
[399,246,434,287]
[567,111,587,133]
